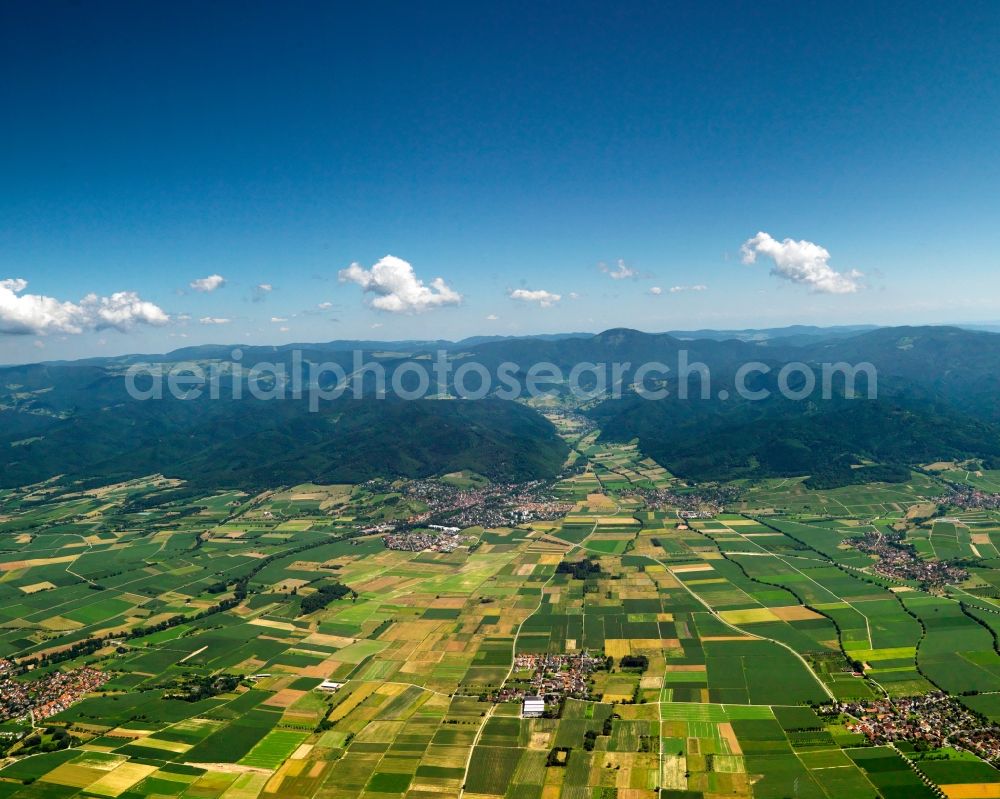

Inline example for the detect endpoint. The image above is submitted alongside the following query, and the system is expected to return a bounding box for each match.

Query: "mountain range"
[3,324,999,491]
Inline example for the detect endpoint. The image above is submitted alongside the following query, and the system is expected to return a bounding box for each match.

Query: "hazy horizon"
[9,319,1000,369]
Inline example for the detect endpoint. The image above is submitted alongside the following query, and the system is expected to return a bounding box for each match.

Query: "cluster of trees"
[619,655,649,670]
[8,727,78,759]
[163,673,242,702]
[555,558,601,580]
[804,461,910,490]
[299,581,355,616]
[582,714,618,751]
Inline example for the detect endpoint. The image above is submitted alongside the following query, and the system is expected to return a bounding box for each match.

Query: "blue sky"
[1,0,999,362]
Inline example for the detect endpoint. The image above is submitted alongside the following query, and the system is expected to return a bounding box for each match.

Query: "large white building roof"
[521,696,545,716]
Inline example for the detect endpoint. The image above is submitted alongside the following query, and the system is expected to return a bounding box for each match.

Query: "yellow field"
[847,646,918,662]
[0,554,78,571]
[19,580,56,593]
[719,608,778,624]
[327,683,378,722]
[605,639,631,658]
[661,753,687,791]
[131,736,191,753]
[770,605,824,621]
[290,743,313,760]
[942,786,1000,799]
[44,764,109,789]
[249,618,298,632]
[669,564,713,574]
[38,615,83,631]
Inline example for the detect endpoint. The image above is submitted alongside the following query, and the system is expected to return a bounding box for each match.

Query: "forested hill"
[0,397,567,491]
[4,324,1000,490]
[591,396,1000,486]
[584,326,1000,485]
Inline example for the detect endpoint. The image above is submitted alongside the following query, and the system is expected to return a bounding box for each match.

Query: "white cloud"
[371,322,383,329]
[317,301,333,309]
[741,232,863,294]
[279,326,290,333]
[251,283,272,302]
[649,286,663,295]
[338,255,461,313]
[509,288,561,308]
[80,292,171,331]
[568,292,581,300]
[270,316,288,323]
[0,279,169,336]
[2,278,28,293]
[599,259,640,280]
[190,274,225,293]
[486,313,499,321]
[199,316,231,325]
[668,284,708,293]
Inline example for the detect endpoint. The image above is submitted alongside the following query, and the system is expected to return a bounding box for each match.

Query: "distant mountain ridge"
[33,332,596,368]
[18,322,1000,370]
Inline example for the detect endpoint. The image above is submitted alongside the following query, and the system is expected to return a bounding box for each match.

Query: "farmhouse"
[521,695,545,718]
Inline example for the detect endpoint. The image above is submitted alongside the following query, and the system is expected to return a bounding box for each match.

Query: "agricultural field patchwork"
[1,440,1000,798]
